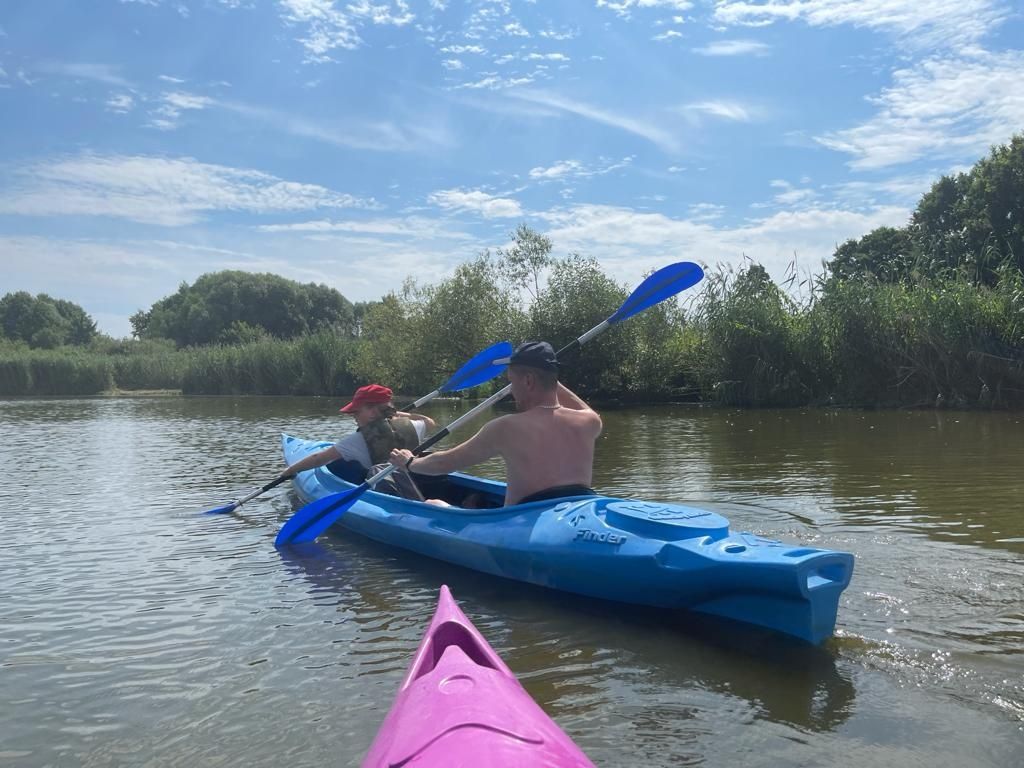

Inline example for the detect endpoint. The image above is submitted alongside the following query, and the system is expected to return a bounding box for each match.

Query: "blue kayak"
[282,434,854,645]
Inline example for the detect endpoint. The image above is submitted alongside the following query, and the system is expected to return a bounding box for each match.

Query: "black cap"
[510,341,559,372]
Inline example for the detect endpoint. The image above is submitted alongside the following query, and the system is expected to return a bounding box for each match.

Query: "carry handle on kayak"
[274,261,705,546]
[202,340,512,515]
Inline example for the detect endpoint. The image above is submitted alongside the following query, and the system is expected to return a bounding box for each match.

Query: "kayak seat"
[413,620,499,680]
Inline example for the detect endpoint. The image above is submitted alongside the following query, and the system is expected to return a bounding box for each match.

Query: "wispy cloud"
[258,215,475,240]
[597,1,694,20]
[148,90,213,130]
[528,156,633,181]
[767,179,818,207]
[653,30,683,42]
[679,100,755,122]
[106,93,135,113]
[0,153,376,226]
[693,39,770,56]
[713,0,1009,49]
[428,188,523,218]
[35,61,132,87]
[440,44,487,55]
[223,97,452,152]
[504,21,530,37]
[511,90,680,153]
[537,200,909,283]
[539,28,578,41]
[454,73,537,90]
[279,0,415,62]
[816,50,1024,169]
[131,87,453,151]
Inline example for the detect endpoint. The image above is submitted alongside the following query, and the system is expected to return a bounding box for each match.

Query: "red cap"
[339,384,394,413]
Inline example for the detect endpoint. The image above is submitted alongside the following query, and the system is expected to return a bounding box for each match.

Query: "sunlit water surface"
[1,397,1021,767]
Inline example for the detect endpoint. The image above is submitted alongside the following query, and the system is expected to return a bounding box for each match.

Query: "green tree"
[134,271,356,346]
[529,254,629,395]
[0,292,98,349]
[910,133,1024,283]
[496,224,554,300]
[829,226,919,283]
[691,264,810,406]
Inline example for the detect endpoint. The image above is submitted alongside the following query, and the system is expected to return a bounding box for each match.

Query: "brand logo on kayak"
[575,529,626,545]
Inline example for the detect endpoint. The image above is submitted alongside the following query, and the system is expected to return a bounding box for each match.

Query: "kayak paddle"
[274,260,704,546]
[202,339,512,516]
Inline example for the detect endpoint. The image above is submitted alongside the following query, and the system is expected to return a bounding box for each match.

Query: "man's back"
[493,404,601,505]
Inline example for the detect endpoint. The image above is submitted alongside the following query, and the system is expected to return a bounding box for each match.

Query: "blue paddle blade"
[274,483,369,546]
[440,340,513,392]
[609,261,704,324]
[204,501,238,515]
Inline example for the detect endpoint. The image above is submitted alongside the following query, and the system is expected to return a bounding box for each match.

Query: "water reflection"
[276,535,856,737]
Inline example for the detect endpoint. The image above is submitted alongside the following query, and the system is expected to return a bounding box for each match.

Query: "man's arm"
[389,420,502,475]
[396,410,437,430]
[556,383,596,413]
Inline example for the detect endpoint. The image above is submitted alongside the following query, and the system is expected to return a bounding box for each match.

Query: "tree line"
[2,133,1023,407]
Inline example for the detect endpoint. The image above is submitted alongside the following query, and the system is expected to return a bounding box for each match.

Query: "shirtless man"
[388,341,602,506]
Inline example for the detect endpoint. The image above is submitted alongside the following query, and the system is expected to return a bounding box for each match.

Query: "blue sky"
[2,0,1023,337]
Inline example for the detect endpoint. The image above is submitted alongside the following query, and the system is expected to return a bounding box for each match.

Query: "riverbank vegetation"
[3,135,1022,408]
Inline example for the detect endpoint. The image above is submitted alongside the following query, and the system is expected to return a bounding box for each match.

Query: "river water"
[1,396,1021,766]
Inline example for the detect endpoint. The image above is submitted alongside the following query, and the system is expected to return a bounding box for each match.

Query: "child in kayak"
[278,384,435,489]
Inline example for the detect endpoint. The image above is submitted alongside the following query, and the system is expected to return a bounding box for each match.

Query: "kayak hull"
[283,434,854,645]
[362,585,594,767]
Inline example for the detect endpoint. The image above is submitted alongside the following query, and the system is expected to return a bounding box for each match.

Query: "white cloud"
[0,154,376,226]
[713,0,1009,49]
[816,50,1024,169]
[511,90,680,153]
[455,73,537,90]
[279,0,416,61]
[597,1,694,20]
[539,28,578,41]
[148,90,213,129]
[257,215,475,240]
[347,0,414,26]
[688,202,725,220]
[693,39,770,56]
[528,156,633,181]
[767,179,818,207]
[158,74,186,83]
[504,21,530,37]
[442,58,464,70]
[681,100,755,122]
[428,188,524,218]
[529,160,584,180]
[106,93,135,113]
[440,44,487,55]
[537,201,909,284]
[35,61,132,87]
[653,30,683,41]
